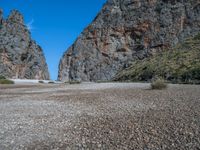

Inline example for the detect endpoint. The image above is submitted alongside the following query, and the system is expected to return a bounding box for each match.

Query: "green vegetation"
[0,79,14,84]
[114,34,200,84]
[69,80,81,84]
[48,81,55,84]
[0,75,14,84]
[151,78,167,90]
[64,80,81,84]
[0,75,6,80]
[38,80,44,84]
[95,80,113,83]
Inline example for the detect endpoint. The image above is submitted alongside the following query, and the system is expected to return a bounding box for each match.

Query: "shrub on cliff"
[0,79,14,84]
[114,34,200,84]
[0,75,6,79]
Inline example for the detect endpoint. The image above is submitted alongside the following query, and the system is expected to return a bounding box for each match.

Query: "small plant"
[155,5,162,14]
[96,80,108,83]
[194,33,200,40]
[38,80,44,84]
[0,79,14,84]
[0,75,6,79]
[69,80,81,84]
[151,78,167,90]
[48,81,55,84]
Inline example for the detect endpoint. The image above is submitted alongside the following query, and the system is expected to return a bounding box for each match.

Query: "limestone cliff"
[0,9,49,79]
[114,33,200,83]
[58,0,200,81]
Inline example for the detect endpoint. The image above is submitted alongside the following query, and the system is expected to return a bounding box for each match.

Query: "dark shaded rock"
[0,9,3,24]
[0,9,49,79]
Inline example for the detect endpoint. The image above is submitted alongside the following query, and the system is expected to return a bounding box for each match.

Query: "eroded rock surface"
[58,0,200,81]
[0,9,49,79]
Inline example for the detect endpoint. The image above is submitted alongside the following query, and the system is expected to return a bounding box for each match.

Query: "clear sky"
[0,0,106,80]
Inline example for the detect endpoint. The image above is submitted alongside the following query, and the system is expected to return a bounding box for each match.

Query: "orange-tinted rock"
[58,0,200,81]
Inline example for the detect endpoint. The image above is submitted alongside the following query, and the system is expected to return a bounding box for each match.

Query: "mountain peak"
[8,9,24,24]
[0,9,50,80]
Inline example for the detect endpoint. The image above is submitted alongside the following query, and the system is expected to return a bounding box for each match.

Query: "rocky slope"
[114,34,200,84]
[58,0,200,82]
[0,9,49,80]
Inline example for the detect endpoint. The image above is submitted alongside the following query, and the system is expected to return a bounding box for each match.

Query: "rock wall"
[58,0,200,81]
[0,9,49,80]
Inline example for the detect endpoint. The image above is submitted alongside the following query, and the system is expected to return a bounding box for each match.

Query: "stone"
[58,0,200,82]
[0,9,49,80]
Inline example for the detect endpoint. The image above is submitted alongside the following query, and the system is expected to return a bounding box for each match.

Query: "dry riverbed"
[0,83,200,149]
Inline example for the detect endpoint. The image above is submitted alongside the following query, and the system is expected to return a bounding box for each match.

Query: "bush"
[38,80,44,84]
[0,79,14,84]
[0,75,6,79]
[69,80,81,84]
[151,79,167,90]
[194,33,200,40]
[48,81,55,84]
[96,80,111,83]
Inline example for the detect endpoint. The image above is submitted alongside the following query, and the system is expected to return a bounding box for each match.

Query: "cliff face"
[113,33,200,84]
[58,0,200,82]
[0,9,49,80]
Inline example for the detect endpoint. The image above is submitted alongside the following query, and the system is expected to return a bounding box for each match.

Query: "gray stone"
[58,0,200,82]
[0,9,49,80]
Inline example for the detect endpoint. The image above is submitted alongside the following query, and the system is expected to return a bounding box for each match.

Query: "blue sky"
[0,0,106,80]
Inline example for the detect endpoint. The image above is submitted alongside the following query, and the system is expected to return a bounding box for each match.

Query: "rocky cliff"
[58,0,200,81]
[0,9,49,80]
[114,33,200,84]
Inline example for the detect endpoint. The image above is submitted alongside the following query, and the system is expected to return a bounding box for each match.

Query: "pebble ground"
[0,83,200,150]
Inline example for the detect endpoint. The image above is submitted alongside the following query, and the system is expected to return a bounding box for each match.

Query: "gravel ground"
[0,83,200,150]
